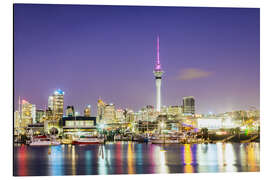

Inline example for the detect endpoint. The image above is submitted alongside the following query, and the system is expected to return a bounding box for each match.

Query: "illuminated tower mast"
[153,35,164,112]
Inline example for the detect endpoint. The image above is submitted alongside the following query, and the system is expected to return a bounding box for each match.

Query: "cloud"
[178,68,212,80]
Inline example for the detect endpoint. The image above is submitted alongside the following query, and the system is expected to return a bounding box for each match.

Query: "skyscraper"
[182,96,195,115]
[14,111,20,129]
[153,35,164,112]
[66,106,75,117]
[84,105,91,117]
[36,109,45,123]
[48,89,64,121]
[21,99,34,128]
[97,98,106,124]
[31,104,36,124]
[104,104,116,124]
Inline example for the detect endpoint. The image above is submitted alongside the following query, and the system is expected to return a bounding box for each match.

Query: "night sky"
[14,4,260,115]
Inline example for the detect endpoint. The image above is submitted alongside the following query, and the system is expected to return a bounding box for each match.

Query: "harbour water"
[13,142,260,176]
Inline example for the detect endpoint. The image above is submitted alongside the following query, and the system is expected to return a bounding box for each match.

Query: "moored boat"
[72,136,104,145]
[29,135,60,146]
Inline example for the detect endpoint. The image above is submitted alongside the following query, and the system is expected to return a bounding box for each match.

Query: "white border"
[1,0,270,180]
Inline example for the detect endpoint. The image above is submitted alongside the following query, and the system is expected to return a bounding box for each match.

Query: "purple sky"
[14,4,260,115]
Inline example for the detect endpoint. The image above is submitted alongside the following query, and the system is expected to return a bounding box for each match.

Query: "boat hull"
[72,141,101,145]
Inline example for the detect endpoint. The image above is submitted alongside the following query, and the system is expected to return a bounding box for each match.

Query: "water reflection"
[69,145,75,175]
[48,146,63,175]
[85,150,92,174]
[127,142,135,174]
[183,144,194,173]
[17,145,27,176]
[98,145,107,174]
[13,142,260,176]
[224,143,237,172]
[246,143,260,172]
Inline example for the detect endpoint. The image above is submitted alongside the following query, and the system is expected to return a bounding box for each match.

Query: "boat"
[29,135,61,146]
[151,134,180,144]
[133,135,148,143]
[72,136,104,145]
[61,138,73,144]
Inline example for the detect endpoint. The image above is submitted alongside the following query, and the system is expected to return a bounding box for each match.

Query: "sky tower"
[153,35,164,112]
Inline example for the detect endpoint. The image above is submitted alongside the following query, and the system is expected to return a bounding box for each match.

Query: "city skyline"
[14,4,260,115]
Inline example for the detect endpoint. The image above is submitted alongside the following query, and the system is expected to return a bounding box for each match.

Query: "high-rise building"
[126,109,135,123]
[36,109,45,123]
[48,89,64,121]
[97,98,106,124]
[141,105,156,121]
[115,109,125,123]
[153,35,164,112]
[48,96,53,110]
[182,96,195,115]
[84,105,91,117]
[21,99,34,128]
[104,104,116,124]
[46,108,53,120]
[14,111,20,129]
[66,106,75,117]
[31,104,36,124]
[167,106,182,116]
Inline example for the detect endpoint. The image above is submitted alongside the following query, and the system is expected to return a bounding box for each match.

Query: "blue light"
[54,89,64,95]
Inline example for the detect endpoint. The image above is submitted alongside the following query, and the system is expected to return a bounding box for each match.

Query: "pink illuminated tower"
[153,35,164,112]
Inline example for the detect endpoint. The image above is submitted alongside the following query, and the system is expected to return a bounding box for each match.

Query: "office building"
[182,96,195,115]
[21,99,34,128]
[97,98,106,124]
[66,106,75,117]
[48,89,64,120]
[36,109,45,123]
[104,104,116,124]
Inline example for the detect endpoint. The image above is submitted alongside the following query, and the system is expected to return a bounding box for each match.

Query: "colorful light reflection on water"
[13,142,260,176]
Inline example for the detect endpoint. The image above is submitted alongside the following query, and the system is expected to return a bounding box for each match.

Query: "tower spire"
[155,35,161,71]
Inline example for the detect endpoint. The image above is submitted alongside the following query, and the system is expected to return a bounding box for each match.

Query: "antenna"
[157,35,160,65]
[155,35,161,71]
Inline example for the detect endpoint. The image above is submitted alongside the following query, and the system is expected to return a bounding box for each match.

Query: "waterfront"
[13,142,260,176]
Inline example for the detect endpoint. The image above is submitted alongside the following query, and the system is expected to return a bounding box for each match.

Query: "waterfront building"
[48,89,64,121]
[197,118,222,130]
[182,96,195,115]
[27,123,44,135]
[84,105,91,117]
[60,116,97,136]
[35,109,45,123]
[153,35,164,112]
[21,100,34,128]
[66,106,75,117]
